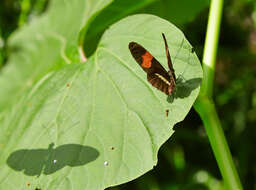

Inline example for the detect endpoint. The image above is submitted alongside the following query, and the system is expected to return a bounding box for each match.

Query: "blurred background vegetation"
[0,0,256,189]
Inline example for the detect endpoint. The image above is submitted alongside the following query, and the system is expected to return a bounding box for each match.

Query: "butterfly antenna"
[178,47,193,82]
[173,37,185,63]
[161,34,194,83]
[171,37,185,82]
[162,33,174,71]
[177,44,195,85]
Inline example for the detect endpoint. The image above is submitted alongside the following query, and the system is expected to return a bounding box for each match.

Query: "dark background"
[1,0,256,189]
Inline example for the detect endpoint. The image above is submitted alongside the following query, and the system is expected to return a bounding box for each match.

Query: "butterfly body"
[129,33,176,95]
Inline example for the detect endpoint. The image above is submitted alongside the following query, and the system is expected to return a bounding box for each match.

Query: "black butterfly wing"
[129,42,171,95]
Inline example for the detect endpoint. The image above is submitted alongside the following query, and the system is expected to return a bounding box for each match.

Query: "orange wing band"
[141,51,153,68]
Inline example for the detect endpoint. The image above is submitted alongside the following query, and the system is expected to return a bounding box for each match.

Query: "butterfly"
[129,33,176,95]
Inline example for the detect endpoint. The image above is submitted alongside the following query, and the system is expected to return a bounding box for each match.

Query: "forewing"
[129,42,167,73]
[129,41,171,95]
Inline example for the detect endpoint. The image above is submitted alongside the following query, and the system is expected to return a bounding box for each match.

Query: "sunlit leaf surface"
[0,0,202,189]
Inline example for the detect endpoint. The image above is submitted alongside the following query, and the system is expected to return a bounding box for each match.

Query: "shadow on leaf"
[167,77,202,102]
[7,143,99,176]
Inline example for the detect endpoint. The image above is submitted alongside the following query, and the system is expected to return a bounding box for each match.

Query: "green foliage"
[139,0,210,26]
[0,0,112,111]
[84,0,157,56]
[0,35,3,68]
[2,0,255,189]
[253,1,256,26]
[0,0,202,189]
[84,0,210,57]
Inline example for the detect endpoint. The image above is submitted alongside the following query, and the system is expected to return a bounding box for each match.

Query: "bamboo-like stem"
[201,0,222,96]
[194,0,243,189]
[18,0,31,27]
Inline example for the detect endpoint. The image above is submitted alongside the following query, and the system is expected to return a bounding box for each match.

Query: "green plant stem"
[194,98,243,190]
[18,0,31,27]
[194,0,243,189]
[201,0,223,97]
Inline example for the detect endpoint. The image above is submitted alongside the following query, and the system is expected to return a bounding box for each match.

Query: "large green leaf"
[0,0,203,187]
[0,13,202,189]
